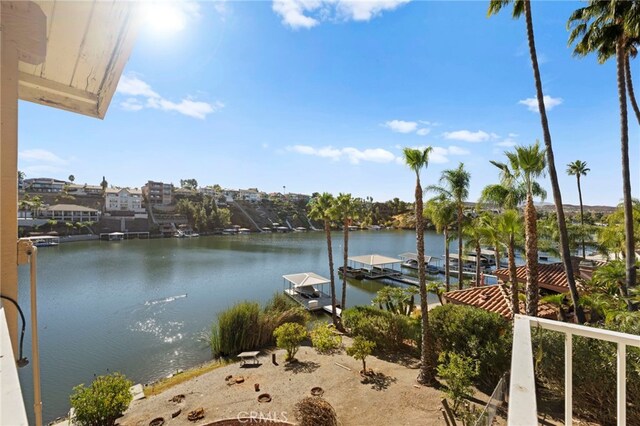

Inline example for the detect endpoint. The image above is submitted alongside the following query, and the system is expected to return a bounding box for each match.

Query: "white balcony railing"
[0,305,28,425]
[508,314,640,426]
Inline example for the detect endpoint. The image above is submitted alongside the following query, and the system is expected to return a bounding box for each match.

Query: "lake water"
[16,230,450,422]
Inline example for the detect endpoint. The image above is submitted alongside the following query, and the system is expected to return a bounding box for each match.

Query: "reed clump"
[210,293,309,357]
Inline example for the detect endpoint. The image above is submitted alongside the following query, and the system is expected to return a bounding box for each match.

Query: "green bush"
[210,295,309,357]
[342,305,419,351]
[310,322,342,354]
[533,322,640,425]
[274,322,308,361]
[346,336,376,373]
[70,373,133,426]
[437,352,479,411]
[430,304,511,388]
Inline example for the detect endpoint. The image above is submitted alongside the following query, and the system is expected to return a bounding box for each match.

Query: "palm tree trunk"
[523,0,585,322]
[616,39,637,311]
[625,54,640,126]
[342,219,349,311]
[475,242,482,287]
[509,234,519,314]
[524,194,539,316]
[494,244,501,271]
[457,204,463,289]
[577,175,586,259]
[444,229,450,292]
[415,177,436,385]
[324,220,338,326]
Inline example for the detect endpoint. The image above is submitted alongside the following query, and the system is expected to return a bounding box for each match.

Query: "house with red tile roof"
[442,284,557,320]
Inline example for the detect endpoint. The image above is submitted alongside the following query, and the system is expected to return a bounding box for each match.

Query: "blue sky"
[18,0,639,206]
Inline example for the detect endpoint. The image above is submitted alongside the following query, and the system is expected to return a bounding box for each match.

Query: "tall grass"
[210,294,309,357]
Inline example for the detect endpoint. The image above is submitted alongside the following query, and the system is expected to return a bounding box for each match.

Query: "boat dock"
[99,231,150,240]
[282,272,334,312]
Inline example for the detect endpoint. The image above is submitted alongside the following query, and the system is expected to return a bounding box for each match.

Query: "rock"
[169,394,185,403]
[187,408,205,422]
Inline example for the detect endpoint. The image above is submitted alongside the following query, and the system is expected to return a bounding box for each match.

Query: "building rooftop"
[47,204,99,212]
[443,284,557,319]
[494,264,587,294]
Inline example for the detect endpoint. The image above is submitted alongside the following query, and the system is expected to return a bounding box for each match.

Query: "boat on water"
[175,230,200,238]
[282,272,335,312]
[338,266,366,280]
[275,226,289,233]
[222,228,237,235]
[24,235,60,247]
[448,253,492,274]
[398,252,441,274]
[108,232,124,241]
[294,226,307,232]
[238,228,252,234]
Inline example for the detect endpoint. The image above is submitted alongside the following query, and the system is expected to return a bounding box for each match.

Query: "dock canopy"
[348,254,402,266]
[448,253,477,263]
[398,252,438,263]
[283,272,330,288]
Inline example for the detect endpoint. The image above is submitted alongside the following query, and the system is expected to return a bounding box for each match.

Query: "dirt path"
[121,343,468,426]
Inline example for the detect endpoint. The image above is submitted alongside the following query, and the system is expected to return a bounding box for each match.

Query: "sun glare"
[142,2,186,35]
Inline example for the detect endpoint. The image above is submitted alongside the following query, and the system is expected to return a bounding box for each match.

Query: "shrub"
[346,336,376,373]
[430,304,511,388]
[294,397,338,426]
[437,352,479,411]
[70,372,133,426]
[310,322,342,354]
[342,305,418,351]
[209,297,309,357]
[533,323,640,425]
[274,322,308,361]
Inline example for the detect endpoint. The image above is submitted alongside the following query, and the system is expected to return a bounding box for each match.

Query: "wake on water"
[144,294,188,306]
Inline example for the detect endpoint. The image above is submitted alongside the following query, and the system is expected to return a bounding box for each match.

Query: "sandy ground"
[120,340,498,426]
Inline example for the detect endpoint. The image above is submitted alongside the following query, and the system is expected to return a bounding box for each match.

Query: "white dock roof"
[398,252,436,263]
[348,254,402,266]
[283,272,330,288]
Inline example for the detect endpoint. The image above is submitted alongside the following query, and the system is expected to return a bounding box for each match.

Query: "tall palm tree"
[491,142,547,317]
[479,212,503,271]
[332,193,358,312]
[567,160,591,259]
[498,210,523,314]
[308,193,339,327]
[425,196,456,291]
[569,0,637,312]
[463,215,486,287]
[427,163,470,289]
[403,146,436,386]
[489,0,584,323]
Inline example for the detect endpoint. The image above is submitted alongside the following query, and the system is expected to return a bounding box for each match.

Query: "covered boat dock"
[283,272,334,312]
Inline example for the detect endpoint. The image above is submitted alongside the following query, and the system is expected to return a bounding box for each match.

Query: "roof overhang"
[17,1,140,119]
[283,272,330,288]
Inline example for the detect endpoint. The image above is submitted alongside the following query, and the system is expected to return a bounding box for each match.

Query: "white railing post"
[508,315,538,425]
[617,343,626,426]
[565,333,572,426]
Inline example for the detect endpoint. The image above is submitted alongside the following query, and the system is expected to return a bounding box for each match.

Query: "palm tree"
[463,215,486,287]
[427,163,470,290]
[425,196,456,291]
[332,193,359,312]
[403,146,437,386]
[567,160,591,259]
[479,212,503,272]
[498,210,523,314]
[568,1,637,312]
[491,142,547,317]
[489,0,584,324]
[308,193,339,327]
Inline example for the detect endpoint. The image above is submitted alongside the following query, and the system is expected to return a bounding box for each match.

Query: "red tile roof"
[443,284,557,320]
[494,264,586,293]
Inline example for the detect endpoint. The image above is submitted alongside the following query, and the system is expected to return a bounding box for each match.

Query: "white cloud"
[273,0,409,29]
[19,149,73,176]
[508,133,519,138]
[447,145,470,155]
[19,149,69,165]
[518,95,563,112]
[288,145,396,164]
[416,128,431,136]
[496,139,517,147]
[116,74,222,119]
[443,130,490,143]
[120,98,144,111]
[385,120,418,134]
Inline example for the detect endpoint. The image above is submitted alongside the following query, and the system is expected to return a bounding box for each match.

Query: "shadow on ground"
[284,360,320,374]
[361,371,397,391]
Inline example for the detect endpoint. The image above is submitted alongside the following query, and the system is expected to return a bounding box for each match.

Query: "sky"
[18,0,640,206]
